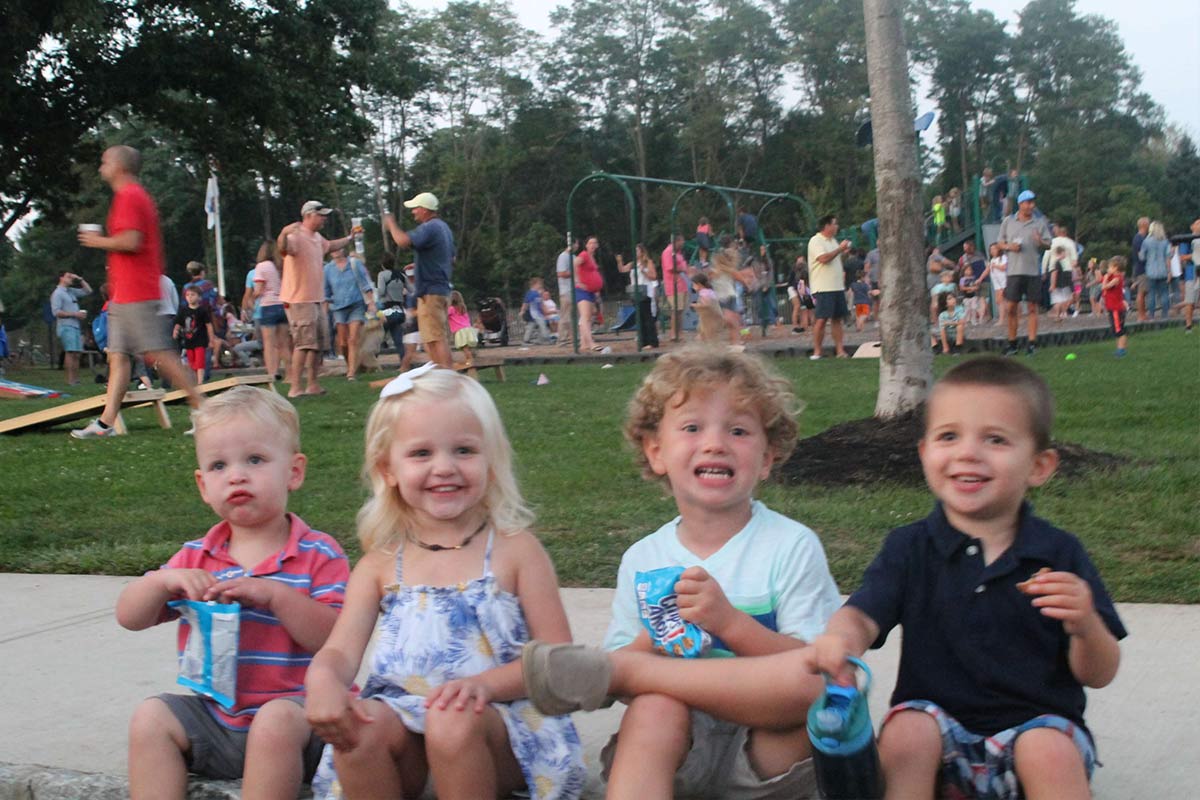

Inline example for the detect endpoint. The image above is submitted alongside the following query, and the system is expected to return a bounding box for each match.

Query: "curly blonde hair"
[357,368,533,551]
[624,346,801,484]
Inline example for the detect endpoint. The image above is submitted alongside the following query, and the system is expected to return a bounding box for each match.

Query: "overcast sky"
[456,0,1199,139]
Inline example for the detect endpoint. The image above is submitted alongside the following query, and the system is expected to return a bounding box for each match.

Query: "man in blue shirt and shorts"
[384,192,455,368]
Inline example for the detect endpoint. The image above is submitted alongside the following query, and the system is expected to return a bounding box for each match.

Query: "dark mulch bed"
[776,411,1127,487]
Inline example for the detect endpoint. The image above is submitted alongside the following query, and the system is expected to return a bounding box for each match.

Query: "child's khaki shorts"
[601,708,817,799]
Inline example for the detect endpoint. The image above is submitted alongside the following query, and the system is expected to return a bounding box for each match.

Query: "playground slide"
[609,304,638,333]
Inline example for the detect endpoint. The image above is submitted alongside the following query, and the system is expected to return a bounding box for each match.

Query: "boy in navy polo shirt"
[805,357,1125,799]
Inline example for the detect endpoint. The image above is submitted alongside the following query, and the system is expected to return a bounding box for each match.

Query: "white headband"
[379,362,438,399]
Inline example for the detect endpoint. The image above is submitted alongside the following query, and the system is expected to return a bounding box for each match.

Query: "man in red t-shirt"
[73,146,201,439]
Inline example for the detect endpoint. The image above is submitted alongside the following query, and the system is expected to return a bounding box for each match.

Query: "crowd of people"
[62,145,459,438]
[58,144,1197,439]
[549,208,781,354]
[910,189,1199,358]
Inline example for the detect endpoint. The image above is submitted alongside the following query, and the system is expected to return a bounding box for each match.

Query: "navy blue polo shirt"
[408,216,455,297]
[846,502,1126,737]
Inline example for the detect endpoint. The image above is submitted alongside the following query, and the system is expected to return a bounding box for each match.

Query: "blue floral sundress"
[311,530,585,799]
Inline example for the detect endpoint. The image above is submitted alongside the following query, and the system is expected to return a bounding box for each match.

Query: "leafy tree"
[1012,0,1158,173]
[1161,135,1200,234]
[918,4,1015,190]
[545,0,681,238]
[1,0,386,237]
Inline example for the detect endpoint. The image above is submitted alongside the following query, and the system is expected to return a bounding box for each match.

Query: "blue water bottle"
[807,656,884,800]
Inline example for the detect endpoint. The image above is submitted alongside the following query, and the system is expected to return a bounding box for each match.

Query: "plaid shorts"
[884,700,1096,800]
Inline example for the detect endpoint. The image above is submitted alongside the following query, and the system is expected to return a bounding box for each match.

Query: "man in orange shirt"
[276,202,358,397]
[73,146,201,439]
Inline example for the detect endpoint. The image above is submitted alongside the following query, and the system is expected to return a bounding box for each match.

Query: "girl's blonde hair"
[1148,221,1166,240]
[624,345,801,485]
[450,290,467,314]
[357,368,532,551]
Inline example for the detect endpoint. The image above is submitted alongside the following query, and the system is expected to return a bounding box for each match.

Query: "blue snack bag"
[168,599,241,709]
[635,566,711,658]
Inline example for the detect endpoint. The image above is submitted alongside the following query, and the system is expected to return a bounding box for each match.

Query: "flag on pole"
[204,175,219,230]
[205,173,226,296]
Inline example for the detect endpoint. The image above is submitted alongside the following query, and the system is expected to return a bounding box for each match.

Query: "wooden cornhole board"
[367,360,507,388]
[136,373,276,408]
[0,389,167,435]
[852,341,883,359]
[128,374,275,430]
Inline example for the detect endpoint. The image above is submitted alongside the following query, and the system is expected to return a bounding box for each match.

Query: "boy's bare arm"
[675,566,804,657]
[116,568,216,630]
[204,577,339,654]
[1067,614,1121,688]
[718,610,808,656]
[1025,571,1121,688]
[803,606,881,682]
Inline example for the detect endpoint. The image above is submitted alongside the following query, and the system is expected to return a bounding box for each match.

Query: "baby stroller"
[477,297,508,347]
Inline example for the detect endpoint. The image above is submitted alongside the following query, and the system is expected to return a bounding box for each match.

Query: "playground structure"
[558,168,1025,354]
[564,173,818,352]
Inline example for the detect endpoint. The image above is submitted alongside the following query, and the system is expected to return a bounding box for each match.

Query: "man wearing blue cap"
[997,189,1052,356]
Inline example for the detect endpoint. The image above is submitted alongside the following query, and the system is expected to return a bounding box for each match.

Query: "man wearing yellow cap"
[383,192,455,368]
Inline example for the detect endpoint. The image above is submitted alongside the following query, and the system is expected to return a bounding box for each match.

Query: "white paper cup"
[78,224,102,233]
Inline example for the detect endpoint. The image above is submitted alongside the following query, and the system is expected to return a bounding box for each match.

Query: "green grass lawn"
[2,329,1197,602]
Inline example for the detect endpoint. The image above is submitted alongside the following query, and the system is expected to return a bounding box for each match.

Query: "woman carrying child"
[305,365,585,799]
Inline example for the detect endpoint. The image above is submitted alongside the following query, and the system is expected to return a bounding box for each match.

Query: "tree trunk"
[959,116,970,193]
[863,0,933,417]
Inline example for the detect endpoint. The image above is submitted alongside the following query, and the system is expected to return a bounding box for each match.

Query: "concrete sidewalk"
[1,574,1196,798]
